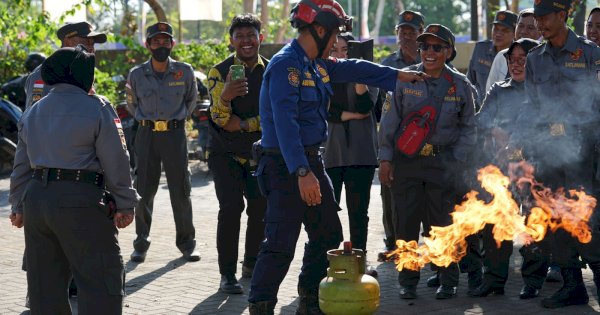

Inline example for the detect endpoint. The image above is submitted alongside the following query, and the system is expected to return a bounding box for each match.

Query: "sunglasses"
[508,57,526,66]
[418,42,450,52]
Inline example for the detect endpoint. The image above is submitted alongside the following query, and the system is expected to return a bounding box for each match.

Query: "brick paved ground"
[1,161,599,314]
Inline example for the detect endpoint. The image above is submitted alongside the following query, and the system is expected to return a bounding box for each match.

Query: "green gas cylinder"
[319,241,379,315]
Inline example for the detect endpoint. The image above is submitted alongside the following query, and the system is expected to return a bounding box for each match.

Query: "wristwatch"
[296,166,310,177]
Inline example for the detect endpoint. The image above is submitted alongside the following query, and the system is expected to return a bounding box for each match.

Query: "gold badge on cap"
[404,13,413,21]
[158,23,168,31]
[534,0,541,5]
[497,13,506,21]
[428,26,439,33]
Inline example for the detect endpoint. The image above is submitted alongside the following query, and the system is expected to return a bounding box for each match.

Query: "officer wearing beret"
[247,0,426,313]
[379,24,477,300]
[24,21,107,108]
[378,10,425,261]
[206,13,268,294]
[472,38,549,299]
[9,46,139,314]
[126,22,199,263]
[523,0,600,308]
[467,10,517,106]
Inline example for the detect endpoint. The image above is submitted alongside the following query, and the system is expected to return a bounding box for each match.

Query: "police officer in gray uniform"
[524,0,600,308]
[9,46,139,315]
[24,21,107,109]
[467,10,517,106]
[377,10,424,260]
[126,22,199,263]
[379,24,477,300]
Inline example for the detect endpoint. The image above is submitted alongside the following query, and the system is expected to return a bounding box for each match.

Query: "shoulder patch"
[288,67,300,87]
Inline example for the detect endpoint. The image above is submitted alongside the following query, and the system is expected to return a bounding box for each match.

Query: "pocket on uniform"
[300,86,318,102]
[102,254,125,296]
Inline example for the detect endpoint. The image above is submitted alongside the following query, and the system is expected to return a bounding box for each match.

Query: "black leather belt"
[139,119,184,132]
[32,168,104,188]
[262,145,321,157]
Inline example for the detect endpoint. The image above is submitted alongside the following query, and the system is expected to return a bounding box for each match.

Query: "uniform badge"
[173,70,184,80]
[383,93,392,113]
[288,68,300,87]
[447,86,456,95]
[114,118,127,150]
[534,0,541,4]
[316,64,330,83]
[497,13,506,21]
[33,94,41,102]
[33,80,44,89]
[427,26,439,33]
[304,71,312,79]
[404,13,413,21]
[571,48,583,61]
[158,23,168,31]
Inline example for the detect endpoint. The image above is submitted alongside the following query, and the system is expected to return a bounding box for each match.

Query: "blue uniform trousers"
[248,153,343,303]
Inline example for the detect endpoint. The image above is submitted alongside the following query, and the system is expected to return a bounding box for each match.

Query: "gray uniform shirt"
[379,64,477,162]
[525,29,600,126]
[324,84,379,168]
[467,40,497,105]
[126,57,198,121]
[381,49,421,70]
[9,84,139,213]
[24,65,51,109]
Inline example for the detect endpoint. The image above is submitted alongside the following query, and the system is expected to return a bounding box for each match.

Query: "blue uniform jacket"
[260,39,399,174]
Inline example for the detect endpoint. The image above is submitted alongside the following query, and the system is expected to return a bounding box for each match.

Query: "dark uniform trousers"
[392,152,459,287]
[24,180,124,315]
[326,165,375,252]
[532,133,600,270]
[381,184,396,249]
[208,152,266,275]
[249,153,343,303]
[133,125,195,253]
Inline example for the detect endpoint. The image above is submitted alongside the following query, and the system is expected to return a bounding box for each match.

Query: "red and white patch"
[114,118,123,129]
[34,80,44,89]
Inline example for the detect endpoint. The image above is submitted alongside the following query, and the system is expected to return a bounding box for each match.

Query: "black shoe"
[242,264,254,278]
[182,249,201,262]
[467,269,483,296]
[399,285,417,299]
[68,279,78,298]
[130,250,147,263]
[249,300,276,315]
[541,268,588,308]
[546,266,562,283]
[426,274,440,288]
[220,274,243,294]
[469,282,505,297]
[519,285,539,299]
[296,287,323,315]
[435,285,457,299]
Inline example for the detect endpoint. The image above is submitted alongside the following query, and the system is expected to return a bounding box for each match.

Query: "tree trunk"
[371,0,385,44]
[144,0,167,22]
[397,0,404,12]
[360,0,370,39]
[260,0,268,33]
[275,0,291,44]
[510,0,519,12]
[244,0,255,13]
[486,0,500,39]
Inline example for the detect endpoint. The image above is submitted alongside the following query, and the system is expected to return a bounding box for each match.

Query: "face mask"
[151,47,171,62]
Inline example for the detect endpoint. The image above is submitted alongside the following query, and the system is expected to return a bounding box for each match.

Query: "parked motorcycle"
[0,98,22,174]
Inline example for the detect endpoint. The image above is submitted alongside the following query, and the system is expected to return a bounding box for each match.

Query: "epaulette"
[577,35,596,47]
[90,94,112,107]
[529,43,544,53]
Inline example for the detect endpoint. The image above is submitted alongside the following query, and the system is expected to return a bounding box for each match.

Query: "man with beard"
[525,0,600,308]
[25,21,107,108]
[126,22,199,263]
[467,10,517,106]
[206,14,268,294]
[377,10,424,262]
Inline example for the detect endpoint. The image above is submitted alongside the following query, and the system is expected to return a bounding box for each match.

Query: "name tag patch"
[168,81,185,86]
[403,88,424,97]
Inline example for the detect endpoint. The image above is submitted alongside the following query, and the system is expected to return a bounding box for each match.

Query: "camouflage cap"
[396,10,425,31]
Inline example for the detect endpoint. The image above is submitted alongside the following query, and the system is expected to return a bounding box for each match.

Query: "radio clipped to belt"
[395,72,454,157]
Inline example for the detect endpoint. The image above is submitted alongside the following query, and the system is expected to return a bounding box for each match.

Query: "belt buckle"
[419,143,433,157]
[153,120,168,132]
[549,123,565,136]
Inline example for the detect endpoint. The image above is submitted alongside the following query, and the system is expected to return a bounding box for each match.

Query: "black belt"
[32,168,104,188]
[262,145,321,157]
[139,119,184,132]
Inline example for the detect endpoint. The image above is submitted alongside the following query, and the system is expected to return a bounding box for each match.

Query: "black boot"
[296,287,323,315]
[469,277,504,297]
[426,273,440,288]
[541,268,589,308]
[249,300,276,315]
[590,264,600,299]
[467,269,482,296]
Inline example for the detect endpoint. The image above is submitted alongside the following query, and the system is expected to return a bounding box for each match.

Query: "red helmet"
[290,0,353,32]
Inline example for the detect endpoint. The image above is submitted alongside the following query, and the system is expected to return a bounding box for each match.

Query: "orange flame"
[390,163,596,272]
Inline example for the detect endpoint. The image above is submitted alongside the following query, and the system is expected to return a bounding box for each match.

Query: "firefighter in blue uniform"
[246,1,427,314]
